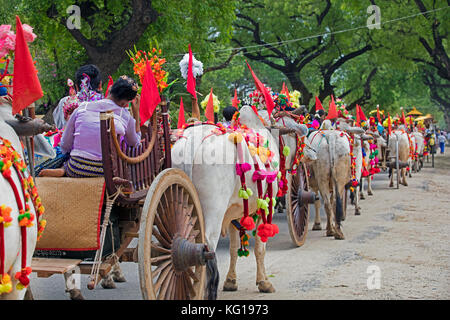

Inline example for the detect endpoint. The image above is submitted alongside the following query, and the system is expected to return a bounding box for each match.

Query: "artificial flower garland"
[0,136,46,294]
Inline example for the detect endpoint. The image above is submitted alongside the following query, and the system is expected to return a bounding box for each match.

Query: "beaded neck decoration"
[0,136,46,294]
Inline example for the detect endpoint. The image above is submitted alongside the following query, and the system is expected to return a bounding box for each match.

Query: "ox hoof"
[360,194,365,200]
[368,191,373,196]
[100,276,116,289]
[326,229,335,237]
[389,183,394,188]
[402,181,408,186]
[355,209,361,216]
[334,230,345,240]
[257,280,275,293]
[113,273,127,283]
[68,289,85,300]
[223,278,238,292]
[312,223,322,231]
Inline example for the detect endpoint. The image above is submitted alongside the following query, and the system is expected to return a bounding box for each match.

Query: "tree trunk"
[285,71,312,107]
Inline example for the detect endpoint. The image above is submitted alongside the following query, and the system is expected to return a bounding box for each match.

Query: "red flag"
[315,96,324,111]
[232,88,239,109]
[177,97,185,129]
[358,104,367,121]
[205,88,215,123]
[186,44,197,100]
[283,84,290,103]
[246,61,275,116]
[325,95,338,120]
[401,108,407,126]
[105,75,113,97]
[376,105,381,123]
[139,61,161,124]
[12,16,43,115]
[356,105,361,127]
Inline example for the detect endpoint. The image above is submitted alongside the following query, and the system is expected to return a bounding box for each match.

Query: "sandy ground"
[29,152,450,300]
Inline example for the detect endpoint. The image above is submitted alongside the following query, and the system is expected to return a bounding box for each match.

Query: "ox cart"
[31,99,214,300]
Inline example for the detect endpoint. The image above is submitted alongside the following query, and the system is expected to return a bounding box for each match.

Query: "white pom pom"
[179,52,204,79]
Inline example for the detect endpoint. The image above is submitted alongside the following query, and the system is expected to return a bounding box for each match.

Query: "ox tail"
[206,255,219,300]
[327,133,343,226]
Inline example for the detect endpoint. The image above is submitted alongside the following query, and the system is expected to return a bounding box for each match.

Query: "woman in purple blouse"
[39,76,141,178]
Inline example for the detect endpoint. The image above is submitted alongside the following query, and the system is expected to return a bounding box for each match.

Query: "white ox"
[307,121,354,239]
[0,101,54,300]
[172,106,314,296]
[388,129,410,187]
[411,130,425,172]
[359,130,386,198]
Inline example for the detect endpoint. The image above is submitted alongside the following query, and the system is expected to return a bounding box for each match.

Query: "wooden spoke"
[150,254,171,264]
[185,267,199,282]
[152,260,171,279]
[154,212,172,241]
[153,264,173,293]
[183,273,196,298]
[151,242,172,254]
[188,230,200,242]
[182,216,198,239]
[152,227,172,249]
[158,271,174,300]
[167,274,177,300]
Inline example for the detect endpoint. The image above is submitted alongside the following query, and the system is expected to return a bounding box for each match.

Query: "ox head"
[1,101,56,159]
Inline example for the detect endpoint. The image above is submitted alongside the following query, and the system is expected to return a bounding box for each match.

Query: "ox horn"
[5,117,55,137]
[361,134,373,141]
[291,107,305,116]
[345,127,365,135]
[266,126,296,135]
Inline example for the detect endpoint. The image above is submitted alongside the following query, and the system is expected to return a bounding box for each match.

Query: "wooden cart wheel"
[286,163,310,247]
[138,168,209,300]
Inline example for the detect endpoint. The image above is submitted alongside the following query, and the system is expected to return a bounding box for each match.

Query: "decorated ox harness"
[175,112,307,257]
[0,136,46,294]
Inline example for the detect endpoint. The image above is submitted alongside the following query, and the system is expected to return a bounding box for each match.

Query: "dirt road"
[218,152,450,300]
[30,152,450,300]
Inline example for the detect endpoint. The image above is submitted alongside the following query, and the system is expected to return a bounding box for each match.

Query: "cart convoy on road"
[0,20,438,300]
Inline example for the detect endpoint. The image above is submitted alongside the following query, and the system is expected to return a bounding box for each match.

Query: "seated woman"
[39,75,141,178]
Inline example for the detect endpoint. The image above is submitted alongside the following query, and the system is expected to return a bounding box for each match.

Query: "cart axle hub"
[298,190,318,205]
[171,237,215,271]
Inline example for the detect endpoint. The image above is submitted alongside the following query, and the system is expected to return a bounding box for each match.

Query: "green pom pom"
[246,188,253,197]
[239,188,249,199]
[243,250,250,257]
[374,149,379,156]
[237,249,243,257]
[369,154,374,159]
[277,171,282,179]
[283,146,290,157]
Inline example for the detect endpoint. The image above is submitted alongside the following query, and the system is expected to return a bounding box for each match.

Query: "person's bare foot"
[38,168,65,177]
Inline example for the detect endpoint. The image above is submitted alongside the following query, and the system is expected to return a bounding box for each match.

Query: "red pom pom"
[271,224,279,236]
[352,180,358,187]
[240,216,255,231]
